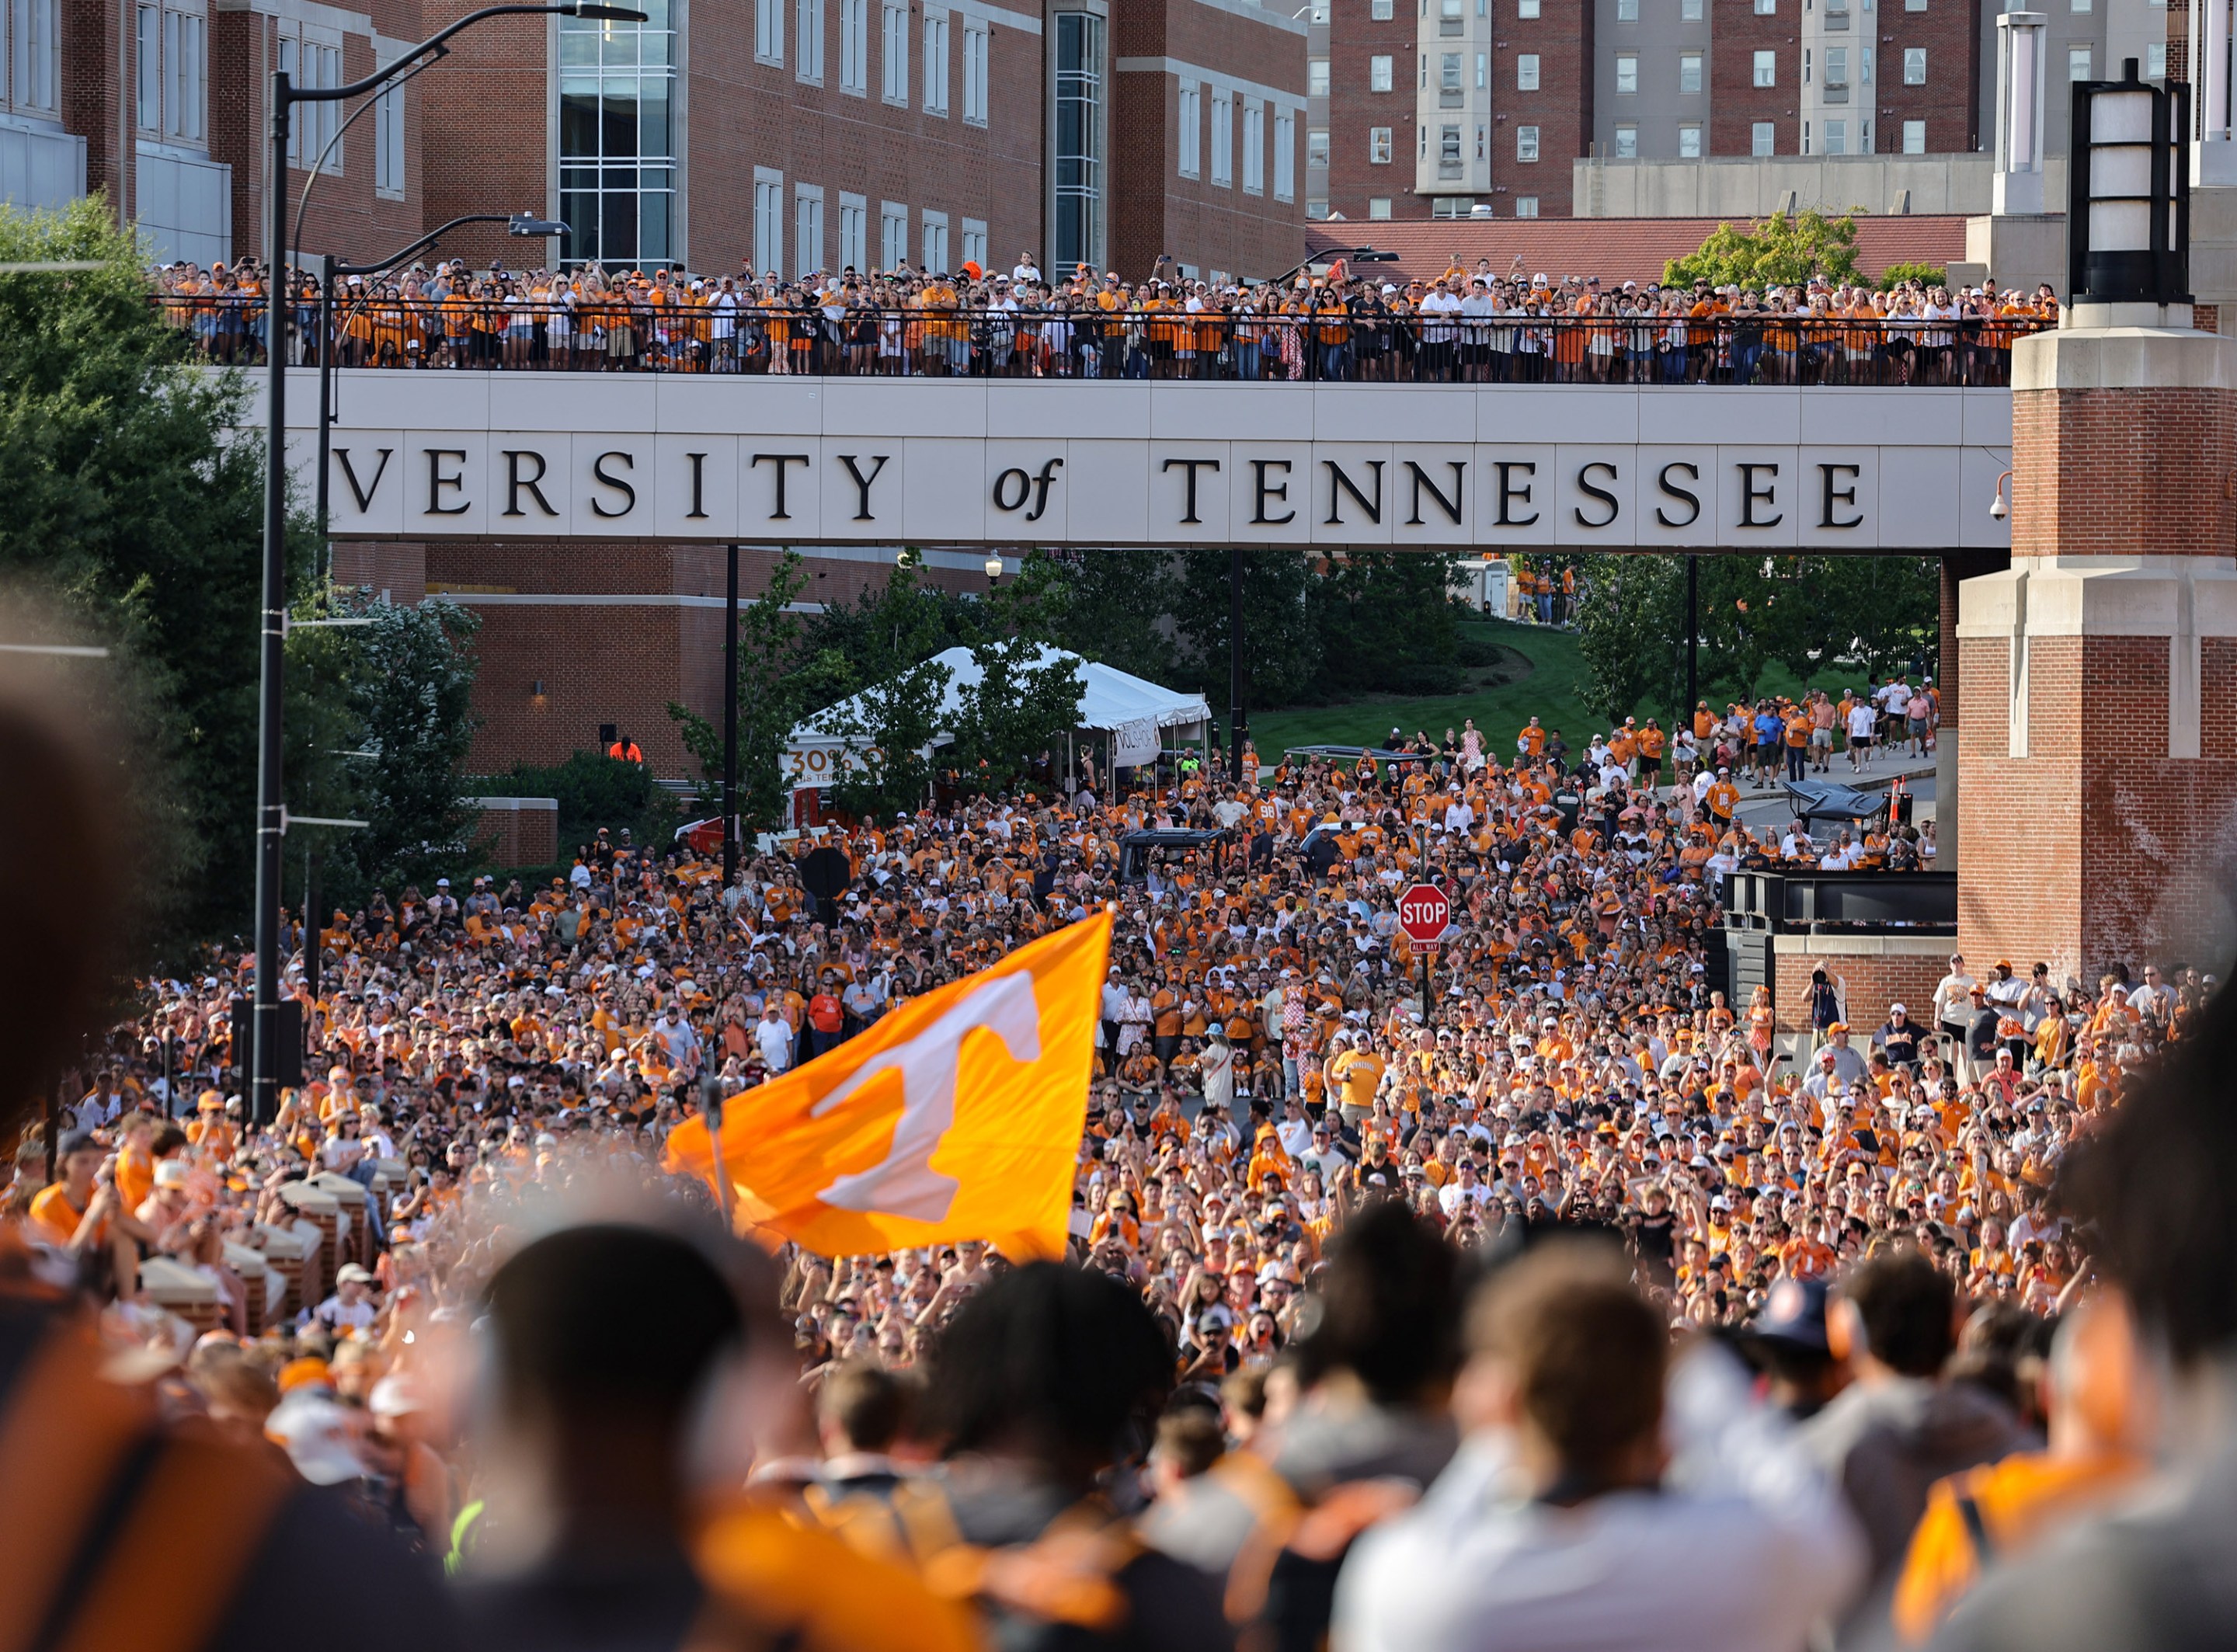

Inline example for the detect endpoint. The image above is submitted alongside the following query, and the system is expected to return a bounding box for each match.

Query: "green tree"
[335,599,486,892]
[819,656,953,821]
[0,197,323,943]
[946,635,1084,797]
[1665,210,1863,290]
[798,551,989,685]
[1877,261,1948,291]
[1814,556,1940,683]
[1574,555,1686,723]
[1172,549,1318,725]
[1000,550,1180,684]
[1303,551,1466,699]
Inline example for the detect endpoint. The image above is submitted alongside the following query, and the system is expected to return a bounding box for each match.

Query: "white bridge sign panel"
[270,370,2015,551]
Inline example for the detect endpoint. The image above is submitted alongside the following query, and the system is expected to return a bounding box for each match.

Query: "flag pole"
[699,1072,735,1233]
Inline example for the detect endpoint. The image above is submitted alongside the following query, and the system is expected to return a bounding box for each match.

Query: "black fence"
[155,297,2047,387]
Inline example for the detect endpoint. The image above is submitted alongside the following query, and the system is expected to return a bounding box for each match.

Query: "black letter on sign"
[1494,461,1539,527]
[1655,462,1701,528]
[1818,463,1863,530]
[503,450,558,517]
[426,449,468,516]
[1251,459,1296,525]
[590,450,637,518]
[1405,460,1465,526]
[1025,458,1063,523]
[686,451,709,520]
[1162,457,1222,525]
[1324,458,1384,526]
[838,453,889,521]
[993,467,1032,513]
[335,447,392,513]
[1738,462,1780,529]
[750,452,812,520]
[1573,461,1619,530]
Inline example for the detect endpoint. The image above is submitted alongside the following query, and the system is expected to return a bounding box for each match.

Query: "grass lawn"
[1247,618,1606,758]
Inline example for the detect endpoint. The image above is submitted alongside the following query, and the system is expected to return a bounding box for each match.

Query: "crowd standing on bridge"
[7,616,2231,1652]
[152,251,2057,385]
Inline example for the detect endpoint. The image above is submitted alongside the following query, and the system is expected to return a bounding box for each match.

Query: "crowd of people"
[6,644,2230,1652]
[151,250,2056,385]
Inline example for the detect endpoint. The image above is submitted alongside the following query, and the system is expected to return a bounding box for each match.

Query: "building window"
[1307,196,1330,217]
[1679,50,1701,93]
[1369,123,1393,162]
[1178,80,1200,176]
[135,2,207,138]
[1476,50,1487,86]
[881,1,906,99]
[1901,117,1924,152]
[6,0,58,113]
[1678,120,1700,156]
[2068,44,2089,78]
[1905,0,1922,9]
[923,9,948,111]
[961,217,987,269]
[1477,120,1487,157]
[1372,0,1393,15]
[962,22,987,122]
[1052,10,1103,270]
[840,193,868,268]
[921,210,948,273]
[280,36,341,169]
[753,171,784,274]
[1210,89,1233,185]
[880,200,908,268]
[794,186,823,277]
[756,0,782,63]
[1439,122,1461,172]
[1752,119,1774,154]
[1613,123,1636,156]
[1616,0,1637,17]
[1862,44,1873,81]
[559,0,677,266]
[1517,0,1539,13]
[1440,50,1461,99]
[1516,122,1539,159]
[374,79,404,194]
[1682,0,1701,15]
[1309,56,1329,95]
[1903,46,1924,82]
[1368,196,1393,217]
[1308,125,1330,165]
[2071,0,2089,10]
[1514,193,1538,215]
[1755,0,1774,12]
[840,0,867,92]
[1826,45,1846,85]
[1244,100,1265,191]
[1275,109,1295,198]
[796,0,823,82]
[1752,48,1776,85]
[1614,53,1636,92]
[1516,52,1539,89]
[1369,54,1393,90]
[1824,117,1846,152]
[2148,40,2166,76]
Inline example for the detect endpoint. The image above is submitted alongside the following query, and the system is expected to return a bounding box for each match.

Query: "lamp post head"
[510,214,570,237]
[568,2,650,16]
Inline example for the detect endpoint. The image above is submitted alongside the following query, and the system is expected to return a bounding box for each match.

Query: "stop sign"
[1397,882,1450,944]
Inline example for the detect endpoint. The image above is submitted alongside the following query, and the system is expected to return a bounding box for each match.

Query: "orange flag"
[666,912,1111,1259]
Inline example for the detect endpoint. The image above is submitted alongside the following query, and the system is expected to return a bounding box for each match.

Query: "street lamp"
[311,213,570,569]
[250,0,644,1125]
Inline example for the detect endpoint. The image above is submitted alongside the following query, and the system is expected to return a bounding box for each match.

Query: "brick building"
[20,0,1302,282]
[1307,0,2176,222]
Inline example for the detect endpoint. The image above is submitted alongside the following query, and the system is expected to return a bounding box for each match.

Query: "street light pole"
[722,542,740,887]
[249,1,643,1127]
[1228,545,1245,786]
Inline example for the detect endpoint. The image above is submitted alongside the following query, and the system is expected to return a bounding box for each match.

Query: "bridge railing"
[157,297,2046,386]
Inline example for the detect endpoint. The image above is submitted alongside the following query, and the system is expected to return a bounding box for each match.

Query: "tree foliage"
[1877,260,1948,291]
[1172,549,1320,726]
[944,634,1084,798]
[819,655,954,822]
[1664,210,1863,290]
[1304,551,1466,699]
[333,599,486,892]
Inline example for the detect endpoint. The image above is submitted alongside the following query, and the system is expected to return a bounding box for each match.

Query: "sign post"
[1397,880,1451,1028]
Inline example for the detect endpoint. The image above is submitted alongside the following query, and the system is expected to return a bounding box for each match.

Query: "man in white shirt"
[1846,698,1879,770]
[1337,1244,1862,1652]
[654,1004,701,1073]
[754,1004,795,1073]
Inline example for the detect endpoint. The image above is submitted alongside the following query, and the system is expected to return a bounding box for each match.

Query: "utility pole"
[1228,546,1246,785]
[723,543,740,887]
[1686,553,1700,713]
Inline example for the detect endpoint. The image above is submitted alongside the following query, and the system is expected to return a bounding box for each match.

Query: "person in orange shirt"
[26,1131,106,1250]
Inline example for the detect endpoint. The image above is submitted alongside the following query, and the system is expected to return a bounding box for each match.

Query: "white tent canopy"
[785,645,1212,791]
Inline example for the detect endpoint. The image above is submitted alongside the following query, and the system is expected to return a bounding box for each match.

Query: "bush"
[1877,261,1948,290]
[473,752,683,864]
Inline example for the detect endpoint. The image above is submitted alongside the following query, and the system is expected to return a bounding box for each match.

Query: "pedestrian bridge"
[268,369,2016,553]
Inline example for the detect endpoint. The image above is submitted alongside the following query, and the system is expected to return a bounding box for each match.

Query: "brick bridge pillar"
[1956,304,2237,983]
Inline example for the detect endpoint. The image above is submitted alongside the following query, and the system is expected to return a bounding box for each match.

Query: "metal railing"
[1724,869,1958,933]
[156,297,2047,386]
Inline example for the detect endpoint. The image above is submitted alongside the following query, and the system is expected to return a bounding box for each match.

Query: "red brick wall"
[2013,386,2237,559]
[1876,0,1981,157]
[1324,0,1418,221]
[1112,0,1305,278]
[417,0,549,272]
[1491,0,1588,216]
[2207,638,2237,760]
[1773,947,1949,1035]
[1710,0,1789,157]
[62,0,128,219]
[470,799,560,864]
